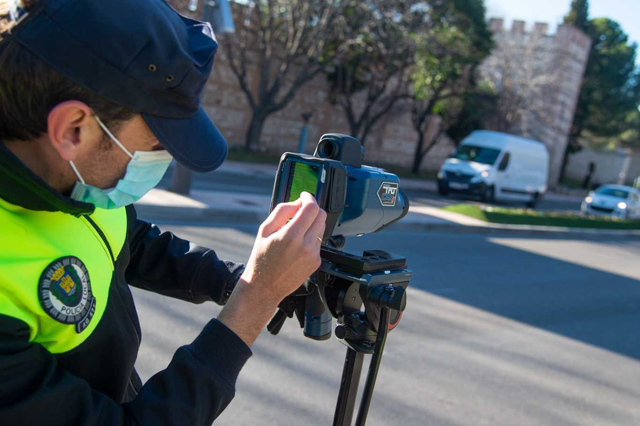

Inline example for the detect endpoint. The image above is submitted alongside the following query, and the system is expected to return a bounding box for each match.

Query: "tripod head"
[314,247,409,352]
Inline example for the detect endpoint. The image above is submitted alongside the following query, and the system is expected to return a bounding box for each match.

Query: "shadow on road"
[345,231,640,361]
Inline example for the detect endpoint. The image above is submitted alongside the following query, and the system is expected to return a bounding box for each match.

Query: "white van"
[437,130,549,207]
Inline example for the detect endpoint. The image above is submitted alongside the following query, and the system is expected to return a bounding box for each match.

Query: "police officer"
[0,0,326,424]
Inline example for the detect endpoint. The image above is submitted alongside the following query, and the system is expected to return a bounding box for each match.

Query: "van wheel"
[527,193,540,209]
[481,185,495,203]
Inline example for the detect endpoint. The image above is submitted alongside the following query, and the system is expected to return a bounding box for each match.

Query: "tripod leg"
[355,308,390,426]
[333,348,365,426]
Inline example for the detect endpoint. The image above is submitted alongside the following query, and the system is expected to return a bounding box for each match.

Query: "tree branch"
[222,34,256,110]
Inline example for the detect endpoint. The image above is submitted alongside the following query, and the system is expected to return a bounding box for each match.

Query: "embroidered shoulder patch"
[38,256,96,334]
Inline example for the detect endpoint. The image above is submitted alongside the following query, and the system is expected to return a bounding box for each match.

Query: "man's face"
[3,101,167,195]
[72,114,164,191]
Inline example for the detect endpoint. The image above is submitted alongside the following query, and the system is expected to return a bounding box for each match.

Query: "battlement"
[488,17,591,52]
[490,18,550,35]
[489,18,587,39]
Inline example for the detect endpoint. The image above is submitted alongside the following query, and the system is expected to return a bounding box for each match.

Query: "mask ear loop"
[93,114,134,159]
[69,113,134,185]
[69,161,85,184]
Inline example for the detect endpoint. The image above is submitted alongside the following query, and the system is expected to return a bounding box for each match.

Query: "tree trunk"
[558,132,581,183]
[245,113,267,151]
[558,144,571,184]
[359,126,372,146]
[411,130,425,175]
[346,112,361,143]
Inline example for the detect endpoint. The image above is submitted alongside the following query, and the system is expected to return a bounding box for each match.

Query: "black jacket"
[0,143,251,425]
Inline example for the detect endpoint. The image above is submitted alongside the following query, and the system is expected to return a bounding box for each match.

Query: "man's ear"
[47,101,97,161]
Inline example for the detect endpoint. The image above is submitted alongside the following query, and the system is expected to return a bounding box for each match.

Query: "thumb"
[260,198,303,237]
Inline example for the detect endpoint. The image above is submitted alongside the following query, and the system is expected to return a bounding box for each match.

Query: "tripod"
[316,248,410,426]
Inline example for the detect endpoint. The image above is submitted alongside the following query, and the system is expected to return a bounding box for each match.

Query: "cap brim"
[142,106,228,173]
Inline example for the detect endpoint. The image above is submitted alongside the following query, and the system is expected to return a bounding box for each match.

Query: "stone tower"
[479,19,592,187]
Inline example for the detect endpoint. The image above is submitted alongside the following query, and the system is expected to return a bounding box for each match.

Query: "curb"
[135,204,640,238]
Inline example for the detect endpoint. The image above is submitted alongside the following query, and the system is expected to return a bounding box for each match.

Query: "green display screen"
[285,162,320,202]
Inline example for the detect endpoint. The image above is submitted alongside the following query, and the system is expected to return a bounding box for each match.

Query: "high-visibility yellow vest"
[0,198,127,353]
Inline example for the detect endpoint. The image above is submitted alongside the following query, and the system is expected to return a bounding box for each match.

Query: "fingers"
[260,198,303,237]
[304,208,327,246]
[280,192,320,237]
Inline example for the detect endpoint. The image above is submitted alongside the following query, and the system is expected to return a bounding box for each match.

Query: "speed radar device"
[268,134,413,426]
[270,134,409,240]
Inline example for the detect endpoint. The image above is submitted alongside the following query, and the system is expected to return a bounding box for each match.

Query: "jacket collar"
[0,141,94,216]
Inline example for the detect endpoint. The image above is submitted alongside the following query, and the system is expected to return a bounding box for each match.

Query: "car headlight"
[471,171,489,183]
[585,196,593,203]
[437,170,444,179]
[618,202,627,209]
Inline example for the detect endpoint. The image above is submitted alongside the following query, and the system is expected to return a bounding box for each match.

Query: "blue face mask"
[69,115,173,209]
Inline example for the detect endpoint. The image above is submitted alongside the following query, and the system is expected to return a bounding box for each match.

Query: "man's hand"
[242,191,327,305]
[218,192,327,346]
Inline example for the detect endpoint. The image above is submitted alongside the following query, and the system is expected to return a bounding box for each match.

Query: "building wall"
[480,19,591,187]
[625,151,640,185]
[565,148,632,186]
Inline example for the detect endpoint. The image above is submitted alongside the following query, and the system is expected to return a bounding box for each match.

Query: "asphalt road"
[132,223,640,426]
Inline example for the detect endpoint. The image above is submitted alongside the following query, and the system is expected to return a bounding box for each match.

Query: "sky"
[486,0,640,64]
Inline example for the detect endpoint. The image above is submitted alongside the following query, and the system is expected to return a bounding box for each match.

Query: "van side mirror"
[498,152,510,172]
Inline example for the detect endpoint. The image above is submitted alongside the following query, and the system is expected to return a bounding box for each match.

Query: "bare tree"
[327,0,425,146]
[220,0,346,150]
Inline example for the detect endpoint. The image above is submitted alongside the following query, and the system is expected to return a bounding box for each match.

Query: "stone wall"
[169,0,456,172]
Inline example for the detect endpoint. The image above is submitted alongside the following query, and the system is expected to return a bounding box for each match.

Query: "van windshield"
[453,145,501,165]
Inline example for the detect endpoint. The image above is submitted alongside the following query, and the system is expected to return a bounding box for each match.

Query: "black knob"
[335,325,347,339]
[366,285,407,312]
[388,286,407,312]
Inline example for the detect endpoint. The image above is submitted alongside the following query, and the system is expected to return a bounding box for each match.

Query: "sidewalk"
[135,186,640,237]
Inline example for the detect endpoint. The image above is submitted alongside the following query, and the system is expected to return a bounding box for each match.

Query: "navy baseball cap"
[6,0,227,172]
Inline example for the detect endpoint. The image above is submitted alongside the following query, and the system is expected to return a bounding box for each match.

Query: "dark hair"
[0,39,137,142]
